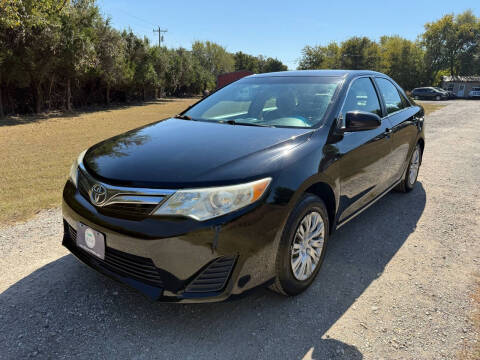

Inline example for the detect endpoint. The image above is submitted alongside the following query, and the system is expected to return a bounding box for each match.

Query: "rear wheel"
[270,194,329,296]
[395,143,422,193]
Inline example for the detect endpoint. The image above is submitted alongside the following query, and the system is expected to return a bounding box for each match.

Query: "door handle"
[385,128,393,136]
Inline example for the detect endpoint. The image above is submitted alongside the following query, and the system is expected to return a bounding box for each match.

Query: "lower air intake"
[185,256,237,293]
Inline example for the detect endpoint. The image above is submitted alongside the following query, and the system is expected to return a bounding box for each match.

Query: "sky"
[98,0,479,69]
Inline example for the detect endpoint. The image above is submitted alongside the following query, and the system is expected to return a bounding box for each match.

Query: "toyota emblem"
[90,184,107,206]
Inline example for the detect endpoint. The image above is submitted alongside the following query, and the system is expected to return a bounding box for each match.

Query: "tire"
[435,95,441,101]
[395,143,422,193]
[270,194,329,296]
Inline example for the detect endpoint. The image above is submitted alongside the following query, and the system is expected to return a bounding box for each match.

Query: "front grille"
[77,169,161,219]
[96,203,158,219]
[185,256,236,293]
[65,222,163,287]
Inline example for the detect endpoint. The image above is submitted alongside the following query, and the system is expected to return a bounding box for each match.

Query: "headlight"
[154,178,272,221]
[68,150,87,187]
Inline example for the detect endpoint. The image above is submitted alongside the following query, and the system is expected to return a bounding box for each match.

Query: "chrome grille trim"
[77,163,175,213]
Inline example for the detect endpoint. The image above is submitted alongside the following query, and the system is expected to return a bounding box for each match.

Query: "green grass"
[0,98,198,225]
[417,102,446,115]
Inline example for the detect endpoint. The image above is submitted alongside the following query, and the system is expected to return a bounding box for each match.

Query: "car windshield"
[184,76,342,128]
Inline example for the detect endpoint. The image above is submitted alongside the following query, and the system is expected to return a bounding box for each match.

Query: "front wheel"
[270,194,329,296]
[435,95,441,101]
[395,143,422,192]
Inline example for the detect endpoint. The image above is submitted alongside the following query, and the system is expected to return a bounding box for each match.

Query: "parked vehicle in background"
[467,87,480,99]
[411,87,449,101]
[63,70,425,302]
[433,87,455,99]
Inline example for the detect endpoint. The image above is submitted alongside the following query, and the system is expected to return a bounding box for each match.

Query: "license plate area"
[76,223,105,260]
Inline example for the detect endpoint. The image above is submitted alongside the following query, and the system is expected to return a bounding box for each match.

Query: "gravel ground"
[1,100,479,360]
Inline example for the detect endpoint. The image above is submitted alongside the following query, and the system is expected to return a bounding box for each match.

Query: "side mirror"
[342,111,381,132]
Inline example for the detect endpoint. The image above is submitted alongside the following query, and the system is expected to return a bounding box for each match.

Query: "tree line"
[0,0,287,116]
[0,1,479,116]
[298,10,480,91]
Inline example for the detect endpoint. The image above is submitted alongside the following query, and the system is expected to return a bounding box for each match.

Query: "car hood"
[83,118,314,188]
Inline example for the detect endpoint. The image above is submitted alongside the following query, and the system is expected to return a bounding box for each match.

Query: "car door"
[374,77,419,184]
[335,76,393,223]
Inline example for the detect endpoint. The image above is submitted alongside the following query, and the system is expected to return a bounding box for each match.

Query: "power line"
[115,8,157,28]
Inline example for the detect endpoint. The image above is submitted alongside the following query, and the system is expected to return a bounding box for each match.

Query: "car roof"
[249,70,385,78]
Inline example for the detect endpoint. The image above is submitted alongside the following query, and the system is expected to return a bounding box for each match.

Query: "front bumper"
[62,180,287,303]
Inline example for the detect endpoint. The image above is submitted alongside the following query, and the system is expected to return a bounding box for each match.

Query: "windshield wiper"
[174,114,194,120]
[221,119,273,127]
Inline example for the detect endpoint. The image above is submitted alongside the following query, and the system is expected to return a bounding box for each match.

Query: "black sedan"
[411,87,449,100]
[63,70,425,302]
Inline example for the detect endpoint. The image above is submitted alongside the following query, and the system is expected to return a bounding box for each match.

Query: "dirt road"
[0,100,479,359]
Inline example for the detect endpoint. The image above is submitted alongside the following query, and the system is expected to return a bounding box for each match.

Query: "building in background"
[217,70,254,89]
[442,76,480,98]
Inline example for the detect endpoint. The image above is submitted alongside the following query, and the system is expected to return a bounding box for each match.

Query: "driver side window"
[341,77,382,126]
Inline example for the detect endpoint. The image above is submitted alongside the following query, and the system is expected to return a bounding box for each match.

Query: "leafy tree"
[149,46,170,97]
[340,37,380,70]
[166,47,194,95]
[259,56,288,72]
[422,11,480,78]
[234,51,260,72]
[192,41,234,77]
[94,20,128,105]
[298,37,381,72]
[379,36,426,90]
[234,52,288,73]
[0,0,67,113]
[58,0,99,110]
[298,43,340,70]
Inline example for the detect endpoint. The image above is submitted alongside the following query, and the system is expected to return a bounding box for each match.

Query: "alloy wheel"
[408,147,421,185]
[290,211,325,281]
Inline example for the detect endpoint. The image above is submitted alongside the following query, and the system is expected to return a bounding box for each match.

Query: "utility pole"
[153,26,167,46]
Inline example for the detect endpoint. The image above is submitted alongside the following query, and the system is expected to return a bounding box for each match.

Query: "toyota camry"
[62,70,425,302]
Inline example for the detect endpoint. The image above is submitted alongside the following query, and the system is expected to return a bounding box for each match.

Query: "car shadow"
[0,183,426,359]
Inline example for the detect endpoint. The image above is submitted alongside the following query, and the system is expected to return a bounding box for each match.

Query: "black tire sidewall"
[275,194,329,296]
